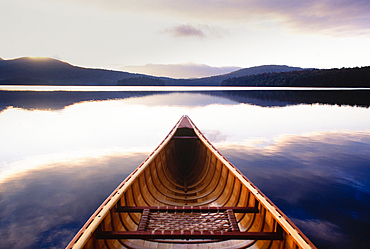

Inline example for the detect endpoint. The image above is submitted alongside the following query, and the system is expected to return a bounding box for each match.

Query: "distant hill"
[226,65,304,78]
[163,65,304,86]
[0,57,144,85]
[221,67,370,87]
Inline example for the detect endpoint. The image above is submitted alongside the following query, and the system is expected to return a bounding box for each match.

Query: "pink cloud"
[165,24,205,38]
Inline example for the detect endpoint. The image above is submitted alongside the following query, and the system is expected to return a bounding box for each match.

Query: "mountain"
[0,57,304,86]
[226,65,304,78]
[163,65,304,86]
[0,57,144,85]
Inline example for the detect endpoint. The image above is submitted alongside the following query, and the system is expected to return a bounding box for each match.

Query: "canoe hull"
[67,116,316,249]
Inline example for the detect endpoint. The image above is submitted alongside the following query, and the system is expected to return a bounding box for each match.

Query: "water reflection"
[1,89,369,112]
[218,132,370,249]
[0,90,370,249]
[0,153,146,249]
[2,93,370,181]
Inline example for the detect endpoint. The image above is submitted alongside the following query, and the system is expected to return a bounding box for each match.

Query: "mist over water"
[0,88,369,249]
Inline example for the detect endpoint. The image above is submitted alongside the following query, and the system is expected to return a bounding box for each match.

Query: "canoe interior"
[67,116,316,249]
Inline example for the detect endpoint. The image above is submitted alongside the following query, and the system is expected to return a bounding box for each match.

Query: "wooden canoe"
[67,115,316,249]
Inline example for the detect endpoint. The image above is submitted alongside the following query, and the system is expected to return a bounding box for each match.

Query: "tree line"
[221,67,370,87]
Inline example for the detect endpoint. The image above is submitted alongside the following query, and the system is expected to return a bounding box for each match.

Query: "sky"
[1,0,370,78]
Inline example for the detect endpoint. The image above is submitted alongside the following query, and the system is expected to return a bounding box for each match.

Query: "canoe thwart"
[172,136,199,139]
[96,228,284,240]
[115,205,259,213]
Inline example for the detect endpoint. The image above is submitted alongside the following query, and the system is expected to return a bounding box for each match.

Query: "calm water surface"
[0,88,369,249]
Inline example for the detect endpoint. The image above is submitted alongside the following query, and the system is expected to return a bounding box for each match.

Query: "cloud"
[65,0,370,36]
[165,24,205,38]
[120,63,241,78]
[163,24,228,39]
[291,219,347,244]
[264,0,370,36]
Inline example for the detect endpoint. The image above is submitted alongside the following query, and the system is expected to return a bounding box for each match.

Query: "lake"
[0,87,369,249]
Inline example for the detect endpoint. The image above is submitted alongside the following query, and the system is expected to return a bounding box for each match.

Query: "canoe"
[67,115,316,249]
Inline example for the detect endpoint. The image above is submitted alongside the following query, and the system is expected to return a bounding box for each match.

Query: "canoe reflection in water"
[67,116,316,249]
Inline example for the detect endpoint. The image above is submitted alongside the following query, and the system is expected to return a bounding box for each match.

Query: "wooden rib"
[136,175,154,206]
[153,154,183,194]
[155,149,179,189]
[155,145,181,189]
[109,207,129,249]
[166,142,185,185]
[143,164,194,205]
[144,152,222,205]
[186,146,212,189]
[121,193,139,229]
[183,142,206,183]
[215,173,237,205]
[148,160,194,200]
[141,170,169,205]
[192,159,223,199]
[185,150,217,193]
[146,162,178,200]
[196,164,231,205]
[235,187,251,222]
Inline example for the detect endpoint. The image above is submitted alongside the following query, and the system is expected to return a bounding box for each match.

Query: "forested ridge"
[221,67,370,87]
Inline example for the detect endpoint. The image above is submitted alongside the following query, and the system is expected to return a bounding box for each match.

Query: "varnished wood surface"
[66,116,316,249]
